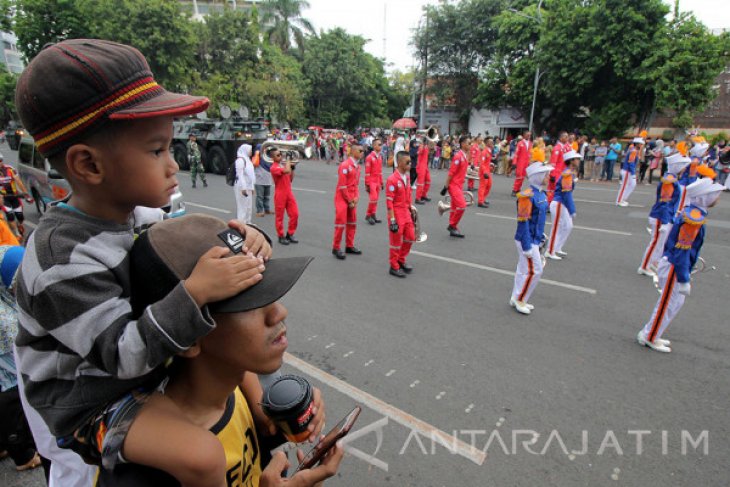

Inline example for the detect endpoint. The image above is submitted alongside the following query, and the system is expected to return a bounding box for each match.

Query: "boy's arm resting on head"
[227,220,272,259]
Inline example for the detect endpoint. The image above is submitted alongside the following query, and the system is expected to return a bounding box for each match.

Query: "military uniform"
[187,138,207,188]
[332,157,360,254]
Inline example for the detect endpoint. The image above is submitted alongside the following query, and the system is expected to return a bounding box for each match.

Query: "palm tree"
[259,0,315,53]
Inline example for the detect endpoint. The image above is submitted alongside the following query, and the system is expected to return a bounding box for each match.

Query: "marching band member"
[478,137,494,208]
[365,138,384,224]
[637,173,680,276]
[386,151,416,278]
[468,135,482,192]
[675,141,708,215]
[510,163,552,315]
[547,132,571,203]
[616,137,644,207]
[440,135,471,238]
[546,151,580,260]
[415,138,433,204]
[511,130,532,196]
[270,148,299,245]
[332,142,363,259]
[637,176,723,353]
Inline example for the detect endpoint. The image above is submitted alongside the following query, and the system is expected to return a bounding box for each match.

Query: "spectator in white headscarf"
[234,144,256,223]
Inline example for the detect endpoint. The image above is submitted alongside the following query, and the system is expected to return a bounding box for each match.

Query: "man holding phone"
[97,214,345,486]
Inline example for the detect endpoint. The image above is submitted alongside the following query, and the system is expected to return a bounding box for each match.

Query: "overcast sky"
[302,0,730,73]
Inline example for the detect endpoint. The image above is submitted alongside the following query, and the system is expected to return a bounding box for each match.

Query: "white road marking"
[293,187,327,194]
[576,186,651,196]
[343,350,354,358]
[363,359,374,367]
[475,213,632,236]
[411,250,597,295]
[465,403,475,413]
[284,352,486,465]
[184,202,232,214]
[574,198,644,208]
[325,342,335,349]
[436,391,446,400]
[385,369,396,377]
[409,380,420,388]
[307,335,318,341]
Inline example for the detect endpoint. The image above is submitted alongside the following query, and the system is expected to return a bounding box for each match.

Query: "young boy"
[636,177,724,353]
[510,163,552,315]
[97,214,343,486]
[14,39,272,486]
[637,172,680,277]
[616,137,644,207]
[546,151,580,261]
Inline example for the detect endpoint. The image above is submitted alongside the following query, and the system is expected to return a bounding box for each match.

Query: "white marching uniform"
[547,169,575,256]
[234,144,256,224]
[512,240,544,303]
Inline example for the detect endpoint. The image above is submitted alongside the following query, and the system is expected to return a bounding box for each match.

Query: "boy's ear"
[65,144,106,185]
[178,341,201,359]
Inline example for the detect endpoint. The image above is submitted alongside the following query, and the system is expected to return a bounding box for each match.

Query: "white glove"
[676,282,691,296]
[522,249,533,258]
[658,224,669,234]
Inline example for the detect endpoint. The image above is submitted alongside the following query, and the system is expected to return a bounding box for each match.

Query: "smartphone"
[295,405,361,472]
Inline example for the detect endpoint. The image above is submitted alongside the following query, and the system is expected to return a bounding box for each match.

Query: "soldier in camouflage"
[187,133,207,188]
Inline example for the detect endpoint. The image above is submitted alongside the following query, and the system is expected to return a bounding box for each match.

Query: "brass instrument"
[466,166,480,180]
[426,125,440,144]
[437,192,475,216]
[261,140,312,165]
[410,206,428,243]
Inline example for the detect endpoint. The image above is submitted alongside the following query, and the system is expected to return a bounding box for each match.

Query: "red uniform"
[386,171,415,269]
[333,157,360,250]
[512,139,532,192]
[547,142,571,202]
[448,150,469,229]
[468,144,481,190]
[478,147,493,204]
[416,145,431,200]
[270,162,299,238]
[365,150,383,218]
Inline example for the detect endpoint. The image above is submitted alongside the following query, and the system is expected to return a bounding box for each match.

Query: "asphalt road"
[3,145,730,486]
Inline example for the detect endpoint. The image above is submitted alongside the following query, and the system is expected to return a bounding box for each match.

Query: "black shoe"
[278,236,289,245]
[478,203,488,208]
[447,226,464,238]
[203,181,208,188]
[400,262,413,274]
[484,201,490,207]
[192,183,196,188]
[373,217,382,223]
[422,197,431,202]
[414,199,425,205]
[366,216,376,225]
[332,249,346,260]
[510,191,517,197]
[345,246,362,255]
[286,234,298,244]
[389,267,406,278]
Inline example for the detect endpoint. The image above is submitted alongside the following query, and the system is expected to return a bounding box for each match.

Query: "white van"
[15,136,186,217]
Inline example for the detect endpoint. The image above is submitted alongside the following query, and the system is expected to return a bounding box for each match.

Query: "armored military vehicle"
[171,105,268,175]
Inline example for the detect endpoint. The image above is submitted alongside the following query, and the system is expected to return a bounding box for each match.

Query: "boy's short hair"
[130,214,312,314]
[15,39,209,159]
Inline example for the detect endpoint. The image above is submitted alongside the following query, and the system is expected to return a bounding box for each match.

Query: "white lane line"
[284,352,486,466]
[185,202,233,214]
[343,350,354,358]
[576,186,652,196]
[325,342,336,349]
[363,359,374,367]
[465,403,475,413]
[409,380,420,388]
[385,369,396,377]
[293,187,327,194]
[411,250,597,295]
[574,198,644,208]
[475,213,632,236]
[436,391,446,400]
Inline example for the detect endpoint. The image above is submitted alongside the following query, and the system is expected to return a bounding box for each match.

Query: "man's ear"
[178,341,202,359]
[65,144,106,185]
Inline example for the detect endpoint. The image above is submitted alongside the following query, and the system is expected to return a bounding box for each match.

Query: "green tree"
[412,0,505,125]
[259,0,314,54]
[302,28,390,128]
[384,70,416,121]
[11,0,195,91]
[641,13,730,129]
[0,71,18,125]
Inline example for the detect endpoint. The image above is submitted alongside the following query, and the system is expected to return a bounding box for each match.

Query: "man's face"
[462,138,472,150]
[272,150,282,163]
[207,302,289,375]
[96,116,179,211]
[373,140,382,152]
[351,145,364,158]
[560,133,568,143]
[398,155,411,173]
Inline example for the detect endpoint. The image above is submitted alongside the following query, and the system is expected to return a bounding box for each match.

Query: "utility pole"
[419,13,428,130]
[382,3,387,61]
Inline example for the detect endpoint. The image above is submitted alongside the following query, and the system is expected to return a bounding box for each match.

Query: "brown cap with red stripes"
[15,39,209,157]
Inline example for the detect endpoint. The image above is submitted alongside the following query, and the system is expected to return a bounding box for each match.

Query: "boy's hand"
[228,220,272,260]
[184,246,264,307]
[306,388,326,442]
[260,443,344,487]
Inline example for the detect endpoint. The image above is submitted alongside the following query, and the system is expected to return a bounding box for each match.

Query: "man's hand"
[549,176,556,184]
[483,173,490,179]
[184,247,264,307]
[677,282,691,296]
[242,190,249,197]
[228,220,272,260]
[259,444,344,487]
[365,186,370,193]
[306,387,326,442]
[440,186,448,196]
[348,201,355,209]
[389,219,399,233]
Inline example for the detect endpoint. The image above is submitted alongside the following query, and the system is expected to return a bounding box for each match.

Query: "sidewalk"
[0,457,45,487]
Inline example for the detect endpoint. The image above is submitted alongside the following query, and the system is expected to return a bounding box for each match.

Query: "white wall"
[469,108,500,138]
